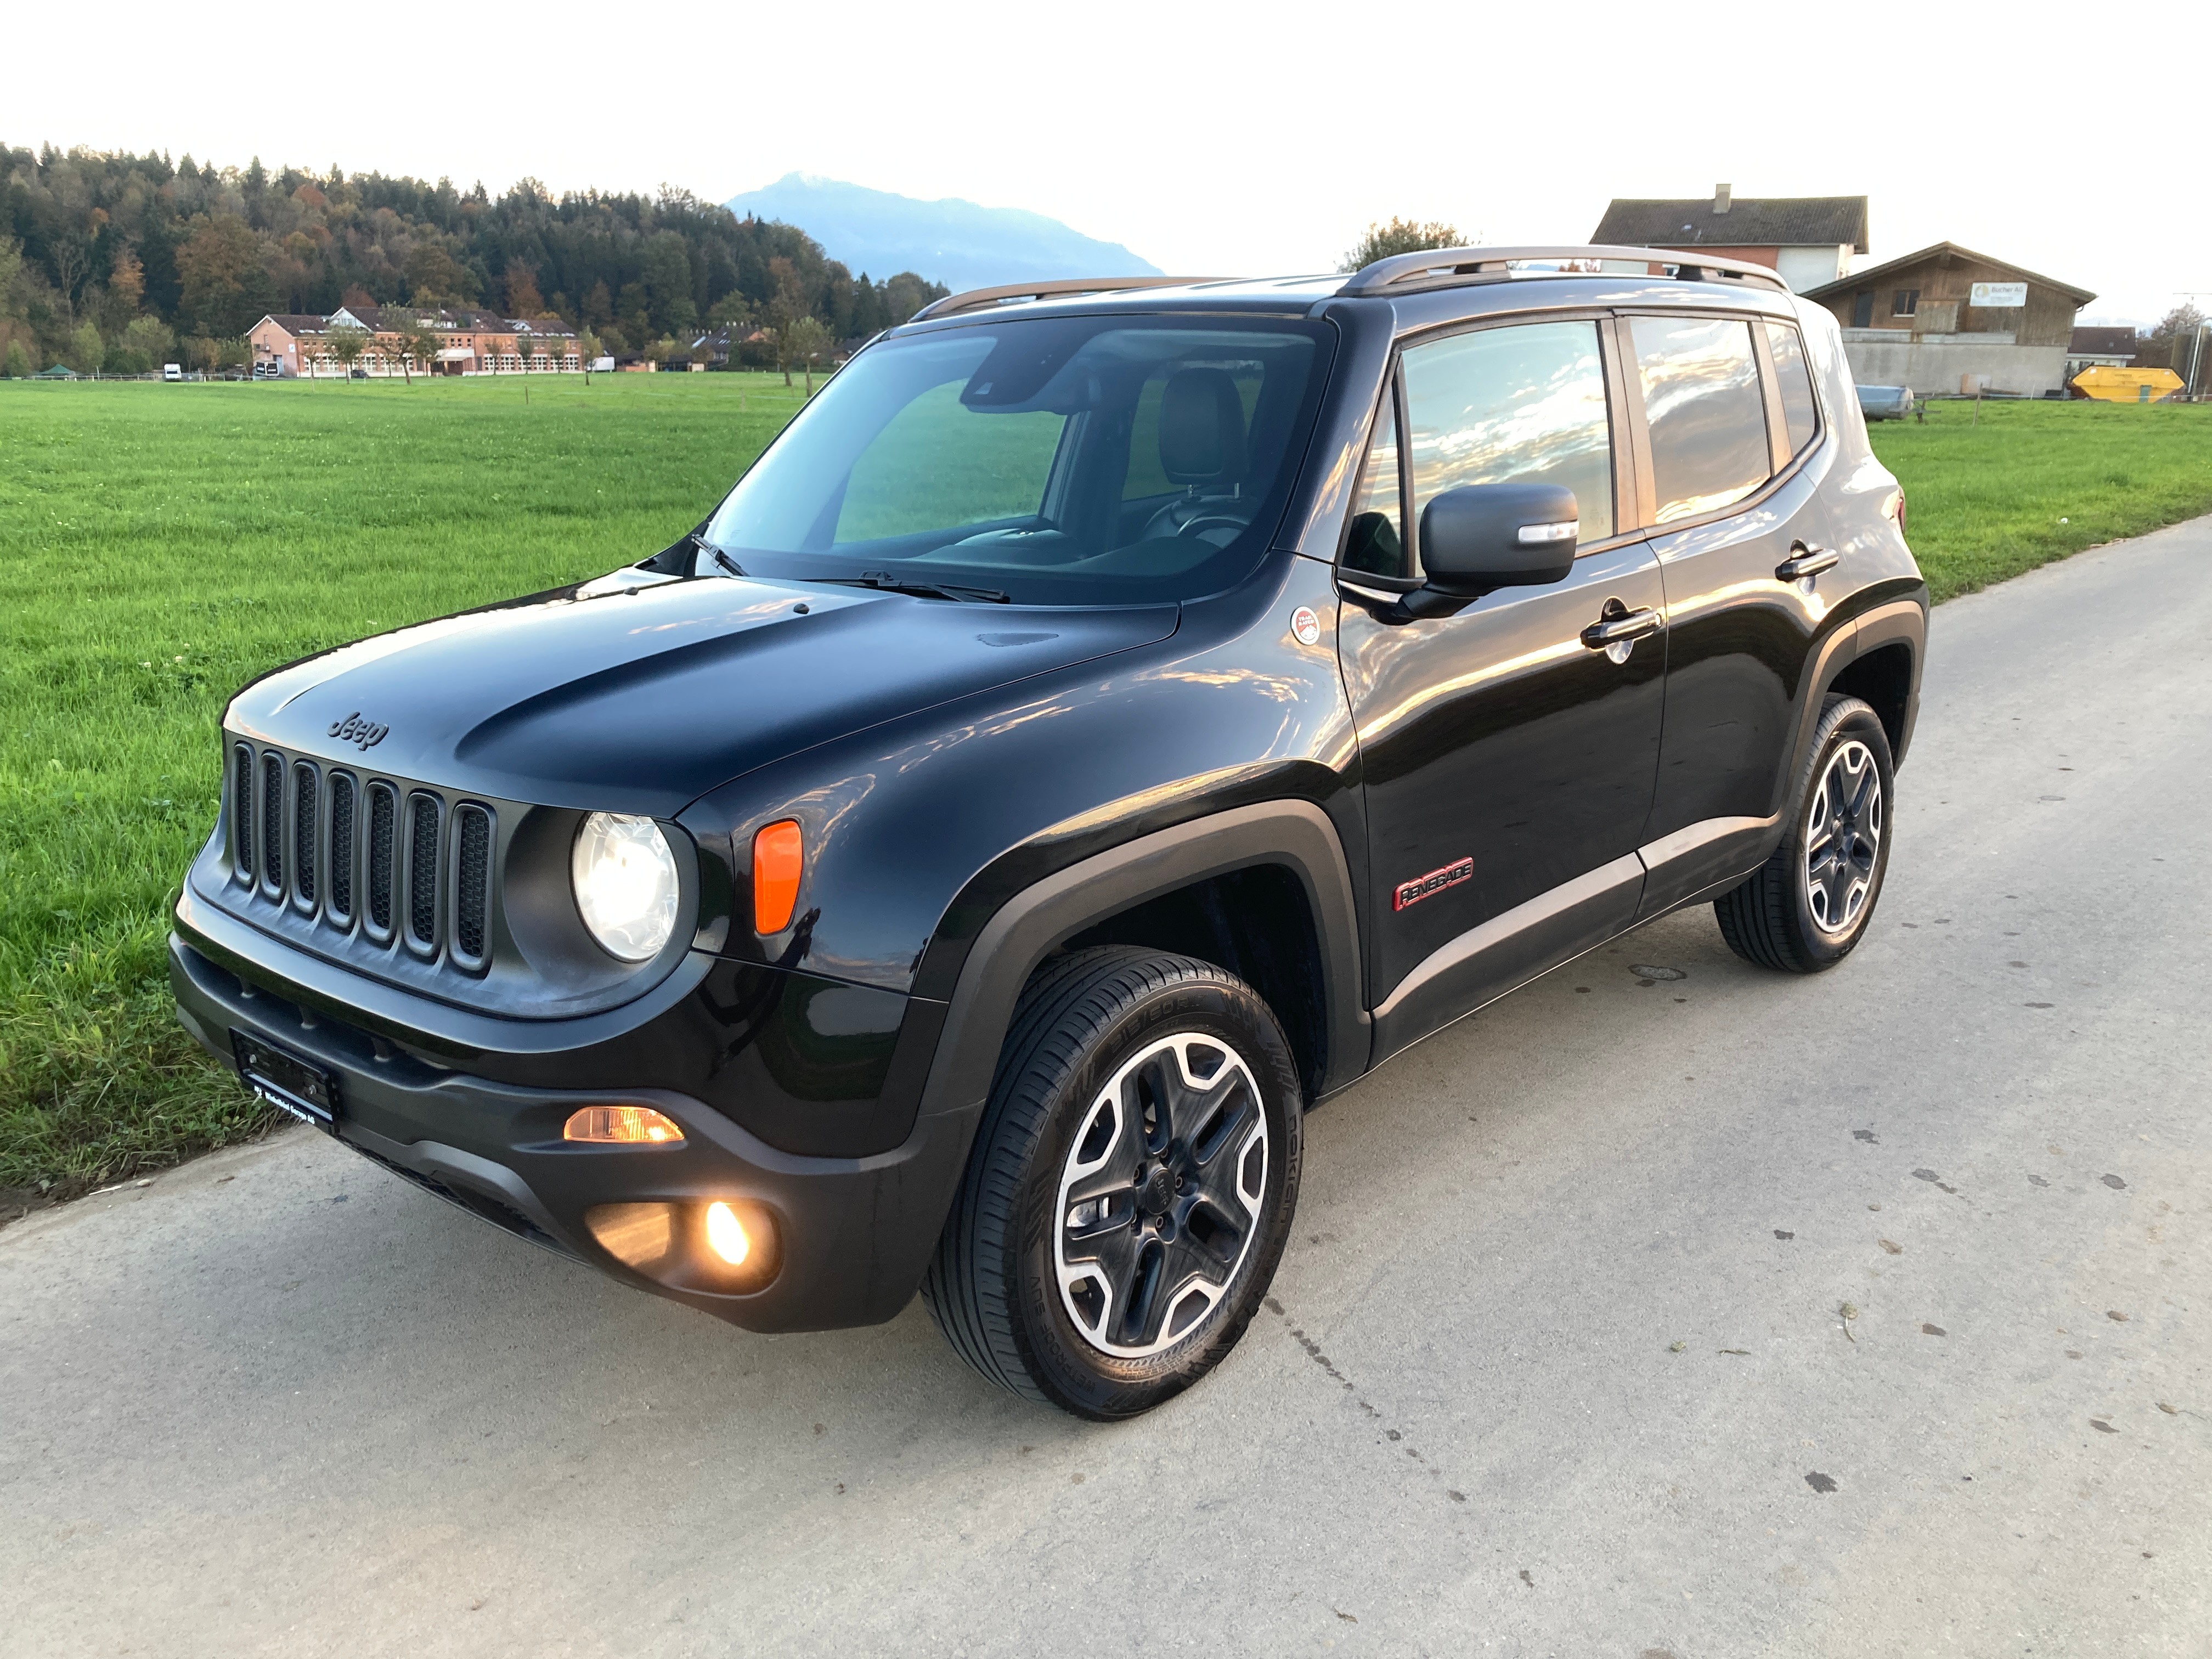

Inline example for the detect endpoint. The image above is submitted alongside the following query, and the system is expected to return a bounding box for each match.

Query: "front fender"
[913,798,1369,1138]
[676,552,1369,1155]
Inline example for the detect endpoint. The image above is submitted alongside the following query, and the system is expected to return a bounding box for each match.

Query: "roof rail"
[907,275,1222,323]
[1338,244,1792,299]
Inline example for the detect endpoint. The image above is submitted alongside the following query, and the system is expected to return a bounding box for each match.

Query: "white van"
[162,364,183,382]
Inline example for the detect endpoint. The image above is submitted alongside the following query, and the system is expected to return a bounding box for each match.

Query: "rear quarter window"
[1763,320,1820,456]
[1630,315,1773,525]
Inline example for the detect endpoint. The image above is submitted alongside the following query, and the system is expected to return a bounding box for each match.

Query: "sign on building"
[1971,281,2028,309]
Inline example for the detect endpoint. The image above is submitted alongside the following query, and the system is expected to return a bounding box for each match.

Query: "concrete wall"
[1839,330,2068,396]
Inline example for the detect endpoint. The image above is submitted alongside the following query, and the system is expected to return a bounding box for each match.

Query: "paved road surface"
[7,518,2209,1658]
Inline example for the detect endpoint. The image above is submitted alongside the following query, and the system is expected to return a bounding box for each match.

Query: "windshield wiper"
[709,546,748,579]
[808,572,1011,604]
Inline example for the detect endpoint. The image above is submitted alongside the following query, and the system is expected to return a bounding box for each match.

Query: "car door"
[1623,311,1838,915]
[1338,315,1666,1057]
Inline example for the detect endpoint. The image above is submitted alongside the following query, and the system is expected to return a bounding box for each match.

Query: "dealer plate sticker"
[231,1030,339,1130]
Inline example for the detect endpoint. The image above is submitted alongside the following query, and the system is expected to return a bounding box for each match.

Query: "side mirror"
[1418,482,1580,594]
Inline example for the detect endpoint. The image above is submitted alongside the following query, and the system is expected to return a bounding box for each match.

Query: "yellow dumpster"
[2070,365,2185,403]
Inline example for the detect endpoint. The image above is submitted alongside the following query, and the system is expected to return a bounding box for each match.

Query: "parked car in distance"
[251,361,283,380]
[175,247,1927,1419]
[163,363,183,382]
[1857,383,1915,420]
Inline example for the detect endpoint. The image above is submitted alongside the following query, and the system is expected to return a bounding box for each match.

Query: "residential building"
[247,314,330,377]
[1800,244,2094,397]
[2067,326,2157,388]
[1590,187,1869,292]
[247,308,583,377]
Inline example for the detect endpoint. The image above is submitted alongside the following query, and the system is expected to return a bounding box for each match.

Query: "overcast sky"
[11,0,2200,324]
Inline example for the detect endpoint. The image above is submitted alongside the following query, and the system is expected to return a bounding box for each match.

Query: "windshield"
[703,315,1331,606]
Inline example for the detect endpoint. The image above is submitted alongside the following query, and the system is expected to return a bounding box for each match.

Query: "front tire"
[1716,694,1895,973]
[922,947,1303,1419]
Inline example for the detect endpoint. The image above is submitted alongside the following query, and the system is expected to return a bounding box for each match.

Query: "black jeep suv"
[173,246,1926,1418]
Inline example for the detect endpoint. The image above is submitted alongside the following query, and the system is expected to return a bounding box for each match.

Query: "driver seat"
[1145,368,1251,539]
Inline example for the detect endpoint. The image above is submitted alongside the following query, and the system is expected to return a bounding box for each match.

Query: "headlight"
[571,812,680,962]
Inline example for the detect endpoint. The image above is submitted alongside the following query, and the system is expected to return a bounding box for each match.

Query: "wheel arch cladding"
[1829,640,1915,763]
[913,801,1369,1151]
[1057,862,1329,1101]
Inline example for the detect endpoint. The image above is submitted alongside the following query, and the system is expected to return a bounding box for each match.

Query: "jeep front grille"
[454,804,492,963]
[407,793,441,946]
[259,751,284,891]
[366,782,396,934]
[225,740,495,978]
[328,772,356,922]
[291,761,318,907]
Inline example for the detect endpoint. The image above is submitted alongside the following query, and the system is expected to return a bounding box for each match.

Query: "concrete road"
[6,519,2209,1659]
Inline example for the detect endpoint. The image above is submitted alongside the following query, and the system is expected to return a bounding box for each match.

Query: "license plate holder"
[232,1030,340,1132]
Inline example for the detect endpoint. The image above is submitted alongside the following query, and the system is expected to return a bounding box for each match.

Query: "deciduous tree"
[379,307,438,382]
[70,319,105,375]
[325,321,371,381]
[176,213,276,336]
[405,240,475,306]
[1339,218,1463,273]
[119,316,174,373]
[504,262,545,318]
[783,314,830,394]
[101,246,146,335]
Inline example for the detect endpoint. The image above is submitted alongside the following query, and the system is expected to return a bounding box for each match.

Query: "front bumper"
[170,933,978,1331]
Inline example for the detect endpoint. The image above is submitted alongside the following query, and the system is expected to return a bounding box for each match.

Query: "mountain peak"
[724,175,1161,293]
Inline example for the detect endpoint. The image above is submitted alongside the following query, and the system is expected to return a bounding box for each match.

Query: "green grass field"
[2,381,2208,1204]
[1865,398,2212,600]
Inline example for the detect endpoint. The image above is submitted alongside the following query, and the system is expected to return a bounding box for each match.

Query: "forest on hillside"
[0,144,950,376]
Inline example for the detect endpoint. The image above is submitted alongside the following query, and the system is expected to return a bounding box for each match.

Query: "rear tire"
[922,947,1302,1419]
[1716,694,1895,973]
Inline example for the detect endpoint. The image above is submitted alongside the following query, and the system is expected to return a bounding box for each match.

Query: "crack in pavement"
[1263,1295,1469,1505]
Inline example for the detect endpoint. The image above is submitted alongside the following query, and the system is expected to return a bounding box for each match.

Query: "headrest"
[1157,368,1247,487]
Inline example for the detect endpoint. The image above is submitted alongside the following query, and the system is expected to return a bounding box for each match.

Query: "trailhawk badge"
[1394,856,1474,911]
[328,711,390,750]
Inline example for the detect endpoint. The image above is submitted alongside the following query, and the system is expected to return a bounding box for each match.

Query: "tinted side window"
[1764,320,1819,456]
[1342,396,1406,578]
[1401,320,1615,553]
[1631,316,1771,525]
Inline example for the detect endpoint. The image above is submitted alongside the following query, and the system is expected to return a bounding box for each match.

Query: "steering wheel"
[1172,513,1251,541]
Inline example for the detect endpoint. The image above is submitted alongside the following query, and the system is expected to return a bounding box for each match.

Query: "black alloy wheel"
[1716,693,1897,973]
[922,947,1303,1418]
[1803,737,1883,935]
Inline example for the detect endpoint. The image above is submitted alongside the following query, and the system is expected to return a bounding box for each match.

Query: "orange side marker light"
[753,820,803,934]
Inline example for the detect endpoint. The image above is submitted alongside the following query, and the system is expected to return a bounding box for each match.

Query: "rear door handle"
[1581,604,1662,649]
[1776,541,1839,582]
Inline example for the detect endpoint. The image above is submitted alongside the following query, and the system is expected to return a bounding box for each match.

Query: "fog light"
[704,1200,749,1264]
[564,1105,684,1144]
[586,1201,678,1269]
[692,1198,781,1294]
[583,1197,782,1295]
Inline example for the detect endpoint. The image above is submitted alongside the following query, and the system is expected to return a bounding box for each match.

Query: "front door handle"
[1776,541,1839,582]
[1581,603,1662,650]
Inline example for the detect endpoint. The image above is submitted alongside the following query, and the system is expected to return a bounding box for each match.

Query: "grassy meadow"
[1,372,814,1203]
[3,380,2209,1204]
[1865,398,2212,600]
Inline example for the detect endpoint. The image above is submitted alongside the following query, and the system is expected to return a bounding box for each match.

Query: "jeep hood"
[226,573,1178,814]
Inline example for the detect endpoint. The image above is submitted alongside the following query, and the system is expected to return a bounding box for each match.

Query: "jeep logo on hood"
[328,711,390,750]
